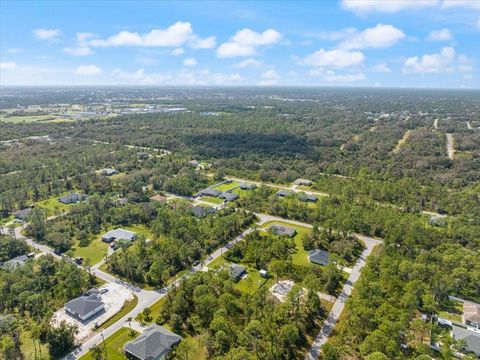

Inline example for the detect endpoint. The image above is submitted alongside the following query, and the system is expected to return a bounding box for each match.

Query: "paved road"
[305,234,381,360]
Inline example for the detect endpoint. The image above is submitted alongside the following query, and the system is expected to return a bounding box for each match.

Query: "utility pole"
[101,330,108,358]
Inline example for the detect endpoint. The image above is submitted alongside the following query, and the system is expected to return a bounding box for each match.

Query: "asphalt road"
[305,234,381,360]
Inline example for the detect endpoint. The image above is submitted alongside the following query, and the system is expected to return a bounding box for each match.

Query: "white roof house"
[101,228,137,243]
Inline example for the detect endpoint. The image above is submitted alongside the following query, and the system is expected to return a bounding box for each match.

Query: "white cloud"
[76,64,102,75]
[372,63,392,73]
[183,57,197,67]
[217,28,282,58]
[171,48,185,56]
[258,69,280,86]
[33,28,61,40]
[299,48,365,68]
[190,36,216,49]
[112,68,242,85]
[6,48,22,54]
[427,29,453,41]
[0,62,16,70]
[339,24,405,50]
[88,22,213,50]
[235,58,263,68]
[441,0,480,9]
[323,70,366,82]
[402,46,473,74]
[341,0,439,14]
[63,46,93,56]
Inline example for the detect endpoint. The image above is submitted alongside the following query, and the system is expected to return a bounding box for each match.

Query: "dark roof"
[270,224,296,237]
[452,326,480,355]
[191,205,215,218]
[65,294,104,319]
[219,192,239,202]
[308,249,330,266]
[124,324,182,360]
[58,193,86,204]
[276,190,292,197]
[229,263,246,280]
[198,188,222,197]
[240,183,256,190]
[299,193,318,202]
[14,208,32,220]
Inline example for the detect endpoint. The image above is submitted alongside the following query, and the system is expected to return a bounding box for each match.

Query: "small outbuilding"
[260,269,268,278]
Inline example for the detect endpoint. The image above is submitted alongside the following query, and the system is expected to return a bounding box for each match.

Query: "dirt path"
[466,121,473,130]
[446,133,454,160]
[434,118,438,129]
[393,130,411,154]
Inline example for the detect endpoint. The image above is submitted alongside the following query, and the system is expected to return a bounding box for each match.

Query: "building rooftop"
[229,263,246,280]
[58,193,87,204]
[464,302,480,324]
[270,224,296,237]
[101,168,118,176]
[65,294,104,319]
[102,228,137,242]
[294,178,312,186]
[299,193,318,202]
[198,188,222,197]
[14,208,32,221]
[276,190,292,197]
[191,205,215,218]
[452,326,480,356]
[219,192,239,202]
[308,249,330,266]
[239,183,256,190]
[150,194,167,203]
[2,254,29,270]
[124,324,182,360]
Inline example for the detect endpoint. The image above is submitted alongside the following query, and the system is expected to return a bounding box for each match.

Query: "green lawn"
[73,224,154,265]
[96,296,138,331]
[235,269,270,295]
[212,181,240,192]
[438,300,463,322]
[35,192,75,216]
[262,220,312,267]
[0,114,71,123]
[199,196,223,204]
[79,327,138,360]
[20,329,50,360]
[207,256,228,269]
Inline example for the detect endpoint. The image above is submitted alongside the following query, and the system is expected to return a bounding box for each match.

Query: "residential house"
[101,228,137,243]
[65,293,104,322]
[276,190,292,197]
[269,224,296,238]
[188,160,199,167]
[452,326,480,356]
[124,324,182,360]
[464,302,480,329]
[219,192,239,202]
[299,193,318,202]
[294,178,312,186]
[14,208,32,221]
[229,263,246,281]
[197,188,222,197]
[101,168,119,176]
[2,254,29,270]
[308,249,330,266]
[58,193,87,204]
[239,183,256,190]
[191,205,215,218]
[260,269,268,278]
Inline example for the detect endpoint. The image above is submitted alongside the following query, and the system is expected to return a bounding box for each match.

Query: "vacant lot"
[79,327,138,360]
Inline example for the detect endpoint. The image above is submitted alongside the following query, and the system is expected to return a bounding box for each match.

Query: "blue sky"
[1,0,479,88]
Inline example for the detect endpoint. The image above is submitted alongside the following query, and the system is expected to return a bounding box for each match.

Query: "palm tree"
[90,344,103,360]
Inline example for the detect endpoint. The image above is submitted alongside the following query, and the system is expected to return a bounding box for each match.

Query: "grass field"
[212,181,240,192]
[199,196,223,204]
[235,269,270,295]
[438,300,463,322]
[0,114,72,123]
[96,296,138,331]
[73,224,154,265]
[262,220,312,267]
[20,329,50,360]
[35,193,73,216]
[79,327,138,360]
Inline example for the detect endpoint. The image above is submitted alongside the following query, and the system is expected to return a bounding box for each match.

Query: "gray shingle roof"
[294,178,312,186]
[198,188,222,197]
[219,192,239,202]
[299,193,318,202]
[452,326,480,355]
[58,193,87,204]
[101,228,137,243]
[239,183,256,190]
[14,208,32,221]
[276,190,292,197]
[101,168,118,176]
[229,263,246,280]
[2,255,29,270]
[270,225,297,237]
[308,249,330,266]
[124,325,182,360]
[65,295,104,319]
[191,205,215,218]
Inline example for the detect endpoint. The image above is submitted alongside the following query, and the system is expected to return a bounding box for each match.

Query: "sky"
[0,0,479,88]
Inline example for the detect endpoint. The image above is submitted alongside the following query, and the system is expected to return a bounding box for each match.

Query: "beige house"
[464,302,480,329]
